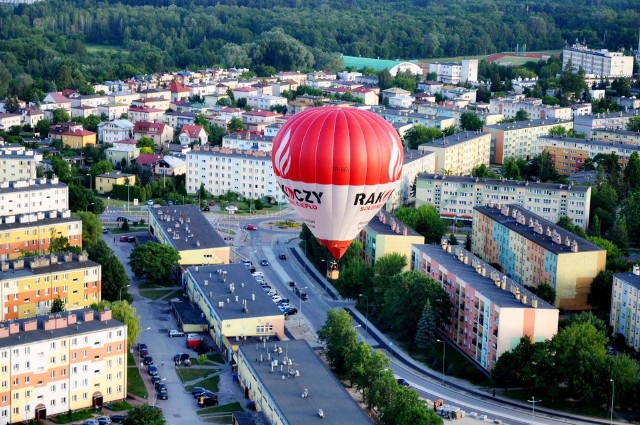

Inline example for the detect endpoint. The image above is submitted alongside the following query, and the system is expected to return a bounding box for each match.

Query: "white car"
[168,329,185,337]
[267,289,278,296]
[252,272,263,278]
[271,295,282,303]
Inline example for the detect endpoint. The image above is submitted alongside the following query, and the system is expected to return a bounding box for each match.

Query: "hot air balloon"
[272,107,404,260]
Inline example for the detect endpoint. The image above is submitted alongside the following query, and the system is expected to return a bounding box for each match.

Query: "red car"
[246,224,258,231]
[209,201,216,206]
[119,236,128,242]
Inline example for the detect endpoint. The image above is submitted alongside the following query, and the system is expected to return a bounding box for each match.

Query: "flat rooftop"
[539,135,640,151]
[474,204,603,255]
[486,118,572,131]
[187,264,282,321]
[0,254,99,281]
[238,340,372,425]
[0,180,65,195]
[414,244,555,310]
[420,131,488,149]
[148,204,227,252]
[366,210,422,237]
[615,271,640,290]
[0,215,80,232]
[418,173,590,192]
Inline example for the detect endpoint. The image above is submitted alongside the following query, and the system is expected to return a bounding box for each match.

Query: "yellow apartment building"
[61,129,97,149]
[95,172,135,195]
[0,253,101,320]
[0,211,82,260]
[418,132,490,175]
[148,205,230,266]
[185,264,284,364]
[0,309,127,424]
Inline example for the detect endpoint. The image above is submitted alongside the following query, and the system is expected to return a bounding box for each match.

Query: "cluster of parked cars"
[192,386,219,407]
[251,272,298,316]
[137,343,169,401]
[118,235,136,243]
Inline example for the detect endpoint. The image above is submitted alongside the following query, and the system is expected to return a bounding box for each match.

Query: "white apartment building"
[592,129,640,146]
[186,146,286,203]
[489,98,572,121]
[221,132,274,152]
[416,173,591,229]
[0,178,68,217]
[379,109,456,131]
[97,120,134,144]
[246,95,288,110]
[574,110,640,138]
[386,150,435,211]
[97,103,129,121]
[0,114,21,131]
[0,148,39,183]
[563,44,633,78]
[428,60,479,84]
[417,132,490,176]
[0,309,127,425]
[484,119,573,164]
[611,266,640,352]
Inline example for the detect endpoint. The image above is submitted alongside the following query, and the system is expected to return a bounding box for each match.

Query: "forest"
[0,0,639,100]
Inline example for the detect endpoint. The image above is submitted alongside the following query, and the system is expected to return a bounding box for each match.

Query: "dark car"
[300,292,309,301]
[397,378,410,387]
[260,259,269,266]
[116,217,127,222]
[198,396,219,407]
[156,389,168,400]
[284,307,298,316]
[249,267,256,273]
[201,206,210,212]
[151,376,162,386]
[143,356,153,365]
[292,287,300,295]
[193,390,216,399]
[279,253,287,260]
[154,382,167,391]
[148,365,158,376]
[119,236,128,242]
[127,236,136,243]
[138,343,148,353]
[96,417,112,425]
[109,415,127,424]
[288,281,297,287]
[191,387,206,396]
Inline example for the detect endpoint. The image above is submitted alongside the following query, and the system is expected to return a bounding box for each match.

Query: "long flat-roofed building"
[0,178,68,217]
[610,266,640,352]
[236,339,372,425]
[412,243,558,371]
[472,203,606,310]
[417,132,490,175]
[592,128,640,145]
[0,253,101,320]
[562,44,634,78]
[184,264,284,363]
[415,173,591,229]
[484,119,573,164]
[0,309,127,424]
[385,149,435,211]
[148,205,230,266]
[573,110,640,138]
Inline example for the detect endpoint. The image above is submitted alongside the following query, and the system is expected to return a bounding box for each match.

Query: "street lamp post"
[85,202,94,212]
[359,294,369,333]
[119,284,131,301]
[610,379,615,425]
[436,339,445,385]
[87,173,93,191]
[527,397,541,425]
[299,286,308,327]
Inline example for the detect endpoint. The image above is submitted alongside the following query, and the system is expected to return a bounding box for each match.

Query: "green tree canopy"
[136,137,155,151]
[227,117,246,133]
[93,300,141,350]
[52,108,70,124]
[587,271,614,311]
[459,112,484,132]
[122,405,167,425]
[50,297,66,313]
[395,205,447,243]
[129,242,180,283]
[318,309,358,375]
[73,211,103,248]
[50,156,71,183]
[403,125,442,149]
[88,240,132,302]
[90,159,113,177]
[626,116,640,132]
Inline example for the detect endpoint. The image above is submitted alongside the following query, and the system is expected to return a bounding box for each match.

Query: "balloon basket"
[326,260,339,280]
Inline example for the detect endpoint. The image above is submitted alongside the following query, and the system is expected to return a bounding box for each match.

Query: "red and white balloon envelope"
[272,107,404,260]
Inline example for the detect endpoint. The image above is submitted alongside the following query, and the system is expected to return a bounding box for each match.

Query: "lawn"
[105,401,134,412]
[504,389,609,418]
[127,365,148,398]
[50,409,93,424]
[177,367,219,383]
[127,352,137,366]
[187,375,220,392]
[139,280,176,289]
[206,353,225,364]
[197,401,243,416]
[139,288,175,300]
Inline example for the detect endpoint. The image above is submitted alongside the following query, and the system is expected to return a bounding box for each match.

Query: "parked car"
[119,236,128,242]
[246,224,258,231]
[83,420,100,425]
[209,201,216,206]
[397,378,411,387]
[193,389,216,399]
[241,260,252,267]
[157,389,168,400]
[147,200,154,206]
[154,382,167,391]
[292,287,300,296]
[261,286,272,292]
[191,387,207,396]
[143,356,153,365]
[168,329,185,337]
[148,365,158,376]
[151,375,162,386]
[300,292,309,301]
[116,217,127,222]
[267,289,278,296]
[198,396,219,407]
[279,253,287,260]
[138,344,148,357]
[277,298,290,305]
[169,298,181,304]
[109,415,127,424]
[186,336,204,349]
[284,307,298,316]
[260,259,269,266]
[271,295,282,303]
[96,417,112,425]
[127,236,135,243]
[288,281,297,288]
[278,304,289,312]
[252,271,263,278]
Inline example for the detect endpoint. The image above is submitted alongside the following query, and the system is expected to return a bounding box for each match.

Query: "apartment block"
[610,266,640,351]
[386,149,435,211]
[563,44,633,77]
[358,210,424,271]
[537,135,640,175]
[221,132,275,153]
[186,145,286,204]
[416,174,591,229]
[591,128,640,146]
[417,132,490,176]
[0,253,101,320]
[0,210,82,260]
[412,243,558,372]
[573,110,640,138]
[472,204,606,310]
[484,119,573,164]
[428,60,479,84]
[185,264,284,363]
[0,309,127,425]
[148,205,230,266]
[0,178,68,217]
[236,340,372,425]
[0,148,39,183]
[489,98,572,121]
[378,109,456,130]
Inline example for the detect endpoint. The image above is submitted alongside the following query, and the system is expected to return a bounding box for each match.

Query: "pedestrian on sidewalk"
[161,360,164,367]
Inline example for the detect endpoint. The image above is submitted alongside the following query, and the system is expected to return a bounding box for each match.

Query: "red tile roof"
[134,122,166,135]
[169,81,191,93]
[63,129,96,137]
[179,125,205,138]
[243,110,279,117]
[114,138,138,145]
[135,154,163,166]
[46,93,71,104]
[234,87,257,93]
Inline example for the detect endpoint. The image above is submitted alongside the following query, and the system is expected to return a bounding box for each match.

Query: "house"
[241,110,281,125]
[48,122,84,140]
[250,82,273,96]
[112,138,138,148]
[97,103,129,121]
[139,87,171,100]
[232,86,258,101]
[135,153,163,170]
[163,111,196,130]
[352,87,379,106]
[40,92,71,111]
[70,105,98,119]
[130,97,170,111]
[97,119,134,144]
[246,95,288,110]
[133,121,174,147]
[417,132,490,175]
[274,71,307,85]
[95,171,136,194]
[62,129,97,149]
[70,95,109,108]
[178,125,208,146]
[106,145,140,166]
[154,155,186,176]
[169,81,192,102]
[19,108,44,128]
[107,92,140,106]
[0,113,22,131]
[128,107,165,124]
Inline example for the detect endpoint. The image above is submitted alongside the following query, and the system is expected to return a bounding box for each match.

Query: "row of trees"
[318,309,442,425]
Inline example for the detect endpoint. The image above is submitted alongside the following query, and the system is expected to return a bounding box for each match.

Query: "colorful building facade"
[610,266,640,352]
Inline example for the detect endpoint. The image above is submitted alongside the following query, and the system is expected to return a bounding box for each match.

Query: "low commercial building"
[0,309,127,424]
[428,60,478,84]
[358,210,424,270]
[472,204,606,310]
[484,119,573,164]
[412,243,558,372]
[185,264,284,363]
[95,172,135,195]
[610,266,640,351]
[0,210,82,260]
[0,253,101,320]
[418,132,490,176]
[0,178,68,217]
[536,135,640,175]
[236,339,372,425]
[0,148,39,182]
[415,173,591,229]
[147,205,230,266]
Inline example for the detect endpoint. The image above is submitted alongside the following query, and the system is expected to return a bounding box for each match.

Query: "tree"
[471,164,498,178]
[403,125,441,149]
[371,253,407,306]
[501,157,524,180]
[459,112,483,131]
[136,137,155,151]
[465,232,472,251]
[336,257,372,300]
[94,300,141,350]
[381,385,442,425]
[514,109,530,122]
[68,184,105,214]
[587,270,614,311]
[533,282,556,305]
[48,235,80,254]
[50,156,71,182]
[611,215,629,254]
[88,240,132,302]
[378,69,393,90]
[622,191,640,242]
[50,297,66,313]
[627,116,640,132]
[623,151,640,193]
[587,236,624,265]
[556,216,587,238]
[395,205,447,244]
[448,233,458,245]
[369,369,398,411]
[90,160,113,177]
[35,119,51,137]
[129,242,180,284]
[227,117,245,133]
[318,309,358,375]
[197,354,207,370]
[589,214,601,237]
[51,108,70,124]
[345,341,389,402]
[414,300,437,350]
[73,211,103,248]
[609,354,640,409]
[5,95,20,113]
[122,405,167,425]
[548,125,568,137]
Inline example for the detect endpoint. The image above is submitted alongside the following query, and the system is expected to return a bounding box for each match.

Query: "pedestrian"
[161,360,164,367]
[113,237,115,243]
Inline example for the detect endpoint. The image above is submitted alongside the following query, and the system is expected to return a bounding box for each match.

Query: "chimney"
[0,326,8,338]
[22,320,37,332]
[9,322,20,334]
[84,310,94,322]
[99,310,112,322]
[67,313,77,325]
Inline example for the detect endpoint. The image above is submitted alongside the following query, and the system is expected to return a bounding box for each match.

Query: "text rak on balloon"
[278,183,394,211]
